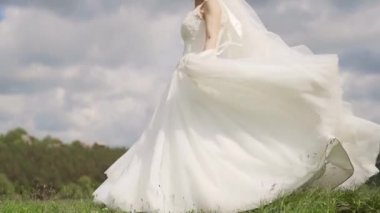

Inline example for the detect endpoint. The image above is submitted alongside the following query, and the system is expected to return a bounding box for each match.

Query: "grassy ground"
[251,184,380,213]
[1,184,379,213]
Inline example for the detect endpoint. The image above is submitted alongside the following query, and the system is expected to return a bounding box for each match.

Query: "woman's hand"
[202,0,222,51]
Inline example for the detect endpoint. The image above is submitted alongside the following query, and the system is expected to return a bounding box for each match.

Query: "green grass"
[1,185,379,213]
[250,184,380,213]
[0,199,124,213]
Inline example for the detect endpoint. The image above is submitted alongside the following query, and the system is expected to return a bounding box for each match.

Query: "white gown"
[92,2,380,213]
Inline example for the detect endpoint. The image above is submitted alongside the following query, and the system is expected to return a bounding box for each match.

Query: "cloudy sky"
[0,0,379,147]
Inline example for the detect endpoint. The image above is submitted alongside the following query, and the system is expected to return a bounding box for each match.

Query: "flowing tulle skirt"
[92,52,380,212]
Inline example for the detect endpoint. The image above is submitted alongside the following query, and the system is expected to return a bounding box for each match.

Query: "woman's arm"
[202,0,222,51]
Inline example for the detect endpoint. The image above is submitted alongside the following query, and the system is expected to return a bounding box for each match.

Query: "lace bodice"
[180,2,228,55]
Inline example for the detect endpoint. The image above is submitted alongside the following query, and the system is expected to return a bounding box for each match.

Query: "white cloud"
[341,71,380,123]
[0,94,25,116]
[0,4,182,146]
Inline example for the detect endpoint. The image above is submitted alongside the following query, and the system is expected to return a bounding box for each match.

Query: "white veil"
[216,0,314,59]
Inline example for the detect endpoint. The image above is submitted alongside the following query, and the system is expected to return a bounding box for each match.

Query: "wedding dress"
[93,0,380,212]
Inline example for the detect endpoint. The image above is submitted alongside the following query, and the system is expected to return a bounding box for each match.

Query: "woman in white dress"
[93,0,380,212]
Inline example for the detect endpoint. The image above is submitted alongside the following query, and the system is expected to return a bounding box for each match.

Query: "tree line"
[0,127,127,200]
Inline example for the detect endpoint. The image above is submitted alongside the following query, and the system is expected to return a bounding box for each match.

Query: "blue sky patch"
[0,7,4,21]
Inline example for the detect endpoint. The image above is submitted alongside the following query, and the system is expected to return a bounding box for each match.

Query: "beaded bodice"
[180,2,228,55]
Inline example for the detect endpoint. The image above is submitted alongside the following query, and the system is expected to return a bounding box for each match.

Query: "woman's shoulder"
[200,0,222,17]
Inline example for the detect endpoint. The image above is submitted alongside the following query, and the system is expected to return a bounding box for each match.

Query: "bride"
[93,0,380,212]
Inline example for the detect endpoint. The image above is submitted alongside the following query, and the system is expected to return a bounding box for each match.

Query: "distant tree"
[41,135,63,148]
[0,173,15,198]
[57,183,84,199]
[3,127,28,144]
[77,175,96,198]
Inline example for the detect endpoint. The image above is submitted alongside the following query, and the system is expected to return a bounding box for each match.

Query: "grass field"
[1,184,379,213]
